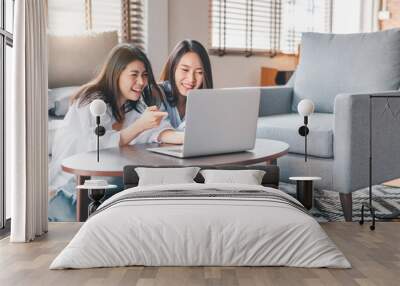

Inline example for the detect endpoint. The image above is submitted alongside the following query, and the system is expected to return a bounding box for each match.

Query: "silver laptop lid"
[182,87,260,157]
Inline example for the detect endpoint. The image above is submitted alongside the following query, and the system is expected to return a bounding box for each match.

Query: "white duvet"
[50,183,351,269]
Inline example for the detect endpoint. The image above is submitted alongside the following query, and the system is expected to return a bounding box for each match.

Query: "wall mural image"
[47,2,213,221]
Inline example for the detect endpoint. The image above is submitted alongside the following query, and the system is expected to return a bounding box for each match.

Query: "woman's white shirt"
[49,101,172,190]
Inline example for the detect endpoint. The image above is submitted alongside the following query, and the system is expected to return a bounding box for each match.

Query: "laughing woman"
[159,40,213,131]
[49,44,181,220]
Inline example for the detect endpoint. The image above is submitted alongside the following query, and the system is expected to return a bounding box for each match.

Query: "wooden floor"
[0,222,399,286]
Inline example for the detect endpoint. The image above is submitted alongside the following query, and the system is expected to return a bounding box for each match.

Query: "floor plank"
[0,222,399,286]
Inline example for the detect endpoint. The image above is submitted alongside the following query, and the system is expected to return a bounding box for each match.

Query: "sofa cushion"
[293,29,400,113]
[48,31,118,88]
[257,113,333,158]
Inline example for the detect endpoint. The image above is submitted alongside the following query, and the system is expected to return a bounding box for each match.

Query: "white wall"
[167,0,297,88]
[146,0,169,79]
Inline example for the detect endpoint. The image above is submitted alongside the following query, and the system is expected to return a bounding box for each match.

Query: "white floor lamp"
[289,99,321,210]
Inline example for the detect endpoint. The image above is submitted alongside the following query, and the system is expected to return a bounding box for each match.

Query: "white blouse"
[49,100,172,190]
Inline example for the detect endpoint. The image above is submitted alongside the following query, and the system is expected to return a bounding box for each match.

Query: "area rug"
[279,183,400,222]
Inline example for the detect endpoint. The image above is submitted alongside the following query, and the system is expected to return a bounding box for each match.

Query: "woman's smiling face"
[118,60,148,103]
[174,52,204,96]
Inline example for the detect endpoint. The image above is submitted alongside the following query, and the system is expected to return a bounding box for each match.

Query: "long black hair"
[72,43,162,122]
[160,39,213,107]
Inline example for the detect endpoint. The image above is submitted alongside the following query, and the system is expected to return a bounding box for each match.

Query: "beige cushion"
[48,31,118,88]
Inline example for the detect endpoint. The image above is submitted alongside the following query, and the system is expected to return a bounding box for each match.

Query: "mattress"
[50,183,351,269]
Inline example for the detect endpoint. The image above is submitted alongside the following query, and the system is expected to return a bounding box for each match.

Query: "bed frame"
[123,165,280,189]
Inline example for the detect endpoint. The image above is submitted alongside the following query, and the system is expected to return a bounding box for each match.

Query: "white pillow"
[200,169,266,185]
[135,167,201,186]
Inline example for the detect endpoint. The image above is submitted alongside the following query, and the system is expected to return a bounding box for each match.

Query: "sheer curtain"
[279,0,332,54]
[9,0,48,242]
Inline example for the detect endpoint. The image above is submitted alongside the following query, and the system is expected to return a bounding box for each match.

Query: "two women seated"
[49,40,213,218]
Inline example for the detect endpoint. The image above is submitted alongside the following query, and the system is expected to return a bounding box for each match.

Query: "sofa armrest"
[259,86,293,116]
[333,90,400,193]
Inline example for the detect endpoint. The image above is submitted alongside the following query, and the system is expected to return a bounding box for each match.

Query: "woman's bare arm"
[158,130,184,144]
[119,108,168,146]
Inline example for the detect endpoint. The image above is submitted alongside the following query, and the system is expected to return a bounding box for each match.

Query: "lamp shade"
[90,99,107,116]
[297,99,315,117]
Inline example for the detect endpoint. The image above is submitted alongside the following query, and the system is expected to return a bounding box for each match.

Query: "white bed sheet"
[50,183,351,269]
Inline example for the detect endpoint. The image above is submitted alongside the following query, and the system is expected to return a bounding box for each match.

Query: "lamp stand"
[94,116,105,163]
[360,95,400,231]
[96,116,100,162]
[298,116,310,162]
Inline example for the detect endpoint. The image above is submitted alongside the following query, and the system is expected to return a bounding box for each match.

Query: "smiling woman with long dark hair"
[73,43,162,123]
[159,39,214,131]
[49,43,182,193]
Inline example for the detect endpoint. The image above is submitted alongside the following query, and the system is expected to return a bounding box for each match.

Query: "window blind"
[210,0,332,55]
[122,0,145,51]
[210,0,281,56]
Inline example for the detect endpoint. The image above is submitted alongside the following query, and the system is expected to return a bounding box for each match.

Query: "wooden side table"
[289,177,321,210]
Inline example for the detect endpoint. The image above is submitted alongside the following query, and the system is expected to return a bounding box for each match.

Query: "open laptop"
[147,87,260,158]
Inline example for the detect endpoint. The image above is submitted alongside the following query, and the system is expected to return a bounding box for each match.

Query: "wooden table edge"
[62,165,123,177]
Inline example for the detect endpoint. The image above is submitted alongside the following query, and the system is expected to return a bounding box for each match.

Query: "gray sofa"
[257,29,400,221]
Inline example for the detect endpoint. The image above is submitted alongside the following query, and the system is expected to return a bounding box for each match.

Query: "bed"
[50,165,350,269]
